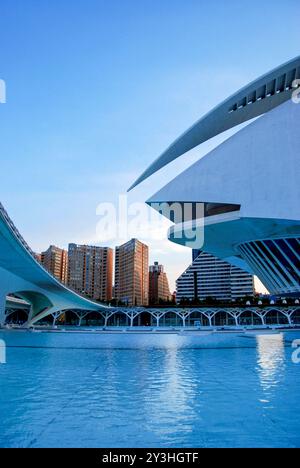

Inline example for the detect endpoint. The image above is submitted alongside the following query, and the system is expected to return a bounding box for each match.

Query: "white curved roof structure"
[147,99,300,295]
[129,56,300,190]
[148,99,300,222]
[141,57,300,296]
[0,203,109,326]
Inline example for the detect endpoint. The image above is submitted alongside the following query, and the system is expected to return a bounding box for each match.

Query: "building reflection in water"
[256,334,285,399]
[142,340,199,439]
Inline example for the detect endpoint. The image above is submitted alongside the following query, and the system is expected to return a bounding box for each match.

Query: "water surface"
[0,330,299,448]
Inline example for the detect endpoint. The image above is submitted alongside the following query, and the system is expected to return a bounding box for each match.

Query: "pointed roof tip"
[127,180,138,192]
[127,56,300,191]
[128,170,149,191]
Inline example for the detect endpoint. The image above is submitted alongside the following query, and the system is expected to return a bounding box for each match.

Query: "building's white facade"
[130,57,300,297]
[176,251,254,303]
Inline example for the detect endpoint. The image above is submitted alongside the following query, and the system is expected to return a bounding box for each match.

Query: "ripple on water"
[0,331,300,447]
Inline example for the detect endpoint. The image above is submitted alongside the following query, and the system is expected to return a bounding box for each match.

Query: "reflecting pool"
[0,330,299,447]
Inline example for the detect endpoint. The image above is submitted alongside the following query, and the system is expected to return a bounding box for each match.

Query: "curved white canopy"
[129,56,300,191]
[0,203,109,326]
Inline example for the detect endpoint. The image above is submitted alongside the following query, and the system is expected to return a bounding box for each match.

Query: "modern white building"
[0,203,109,327]
[176,251,254,303]
[130,57,300,297]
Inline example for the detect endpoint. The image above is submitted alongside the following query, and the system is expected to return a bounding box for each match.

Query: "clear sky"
[0,0,299,291]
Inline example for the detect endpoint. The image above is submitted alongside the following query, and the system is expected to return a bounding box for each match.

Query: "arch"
[186,311,209,327]
[64,310,81,326]
[212,311,235,326]
[238,310,263,326]
[80,311,105,327]
[12,290,53,318]
[107,311,130,327]
[5,308,29,325]
[264,309,289,325]
[160,311,183,327]
[290,308,300,324]
[133,311,154,326]
[54,312,67,325]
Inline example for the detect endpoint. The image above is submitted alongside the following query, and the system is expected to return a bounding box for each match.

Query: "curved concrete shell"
[143,58,300,296]
[0,203,109,326]
[148,99,300,222]
[129,56,300,190]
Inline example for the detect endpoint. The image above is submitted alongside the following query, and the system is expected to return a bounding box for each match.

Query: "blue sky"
[0,0,299,290]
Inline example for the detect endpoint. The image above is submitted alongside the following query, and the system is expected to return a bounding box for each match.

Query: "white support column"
[236,312,243,326]
[27,304,34,324]
[129,313,134,327]
[289,310,295,326]
[177,313,186,327]
[52,311,62,327]
[123,311,134,327]
[75,312,88,327]
[149,312,159,327]
[104,313,109,327]
[152,312,164,327]
[180,311,190,328]
[26,305,61,327]
[102,311,115,327]
[285,311,292,326]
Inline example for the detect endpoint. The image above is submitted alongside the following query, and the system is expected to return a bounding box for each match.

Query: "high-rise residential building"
[41,245,68,284]
[34,252,42,263]
[114,239,149,306]
[149,261,171,305]
[176,251,255,303]
[67,244,113,302]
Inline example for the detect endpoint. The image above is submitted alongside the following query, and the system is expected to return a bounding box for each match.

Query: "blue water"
[0,329,300,448]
